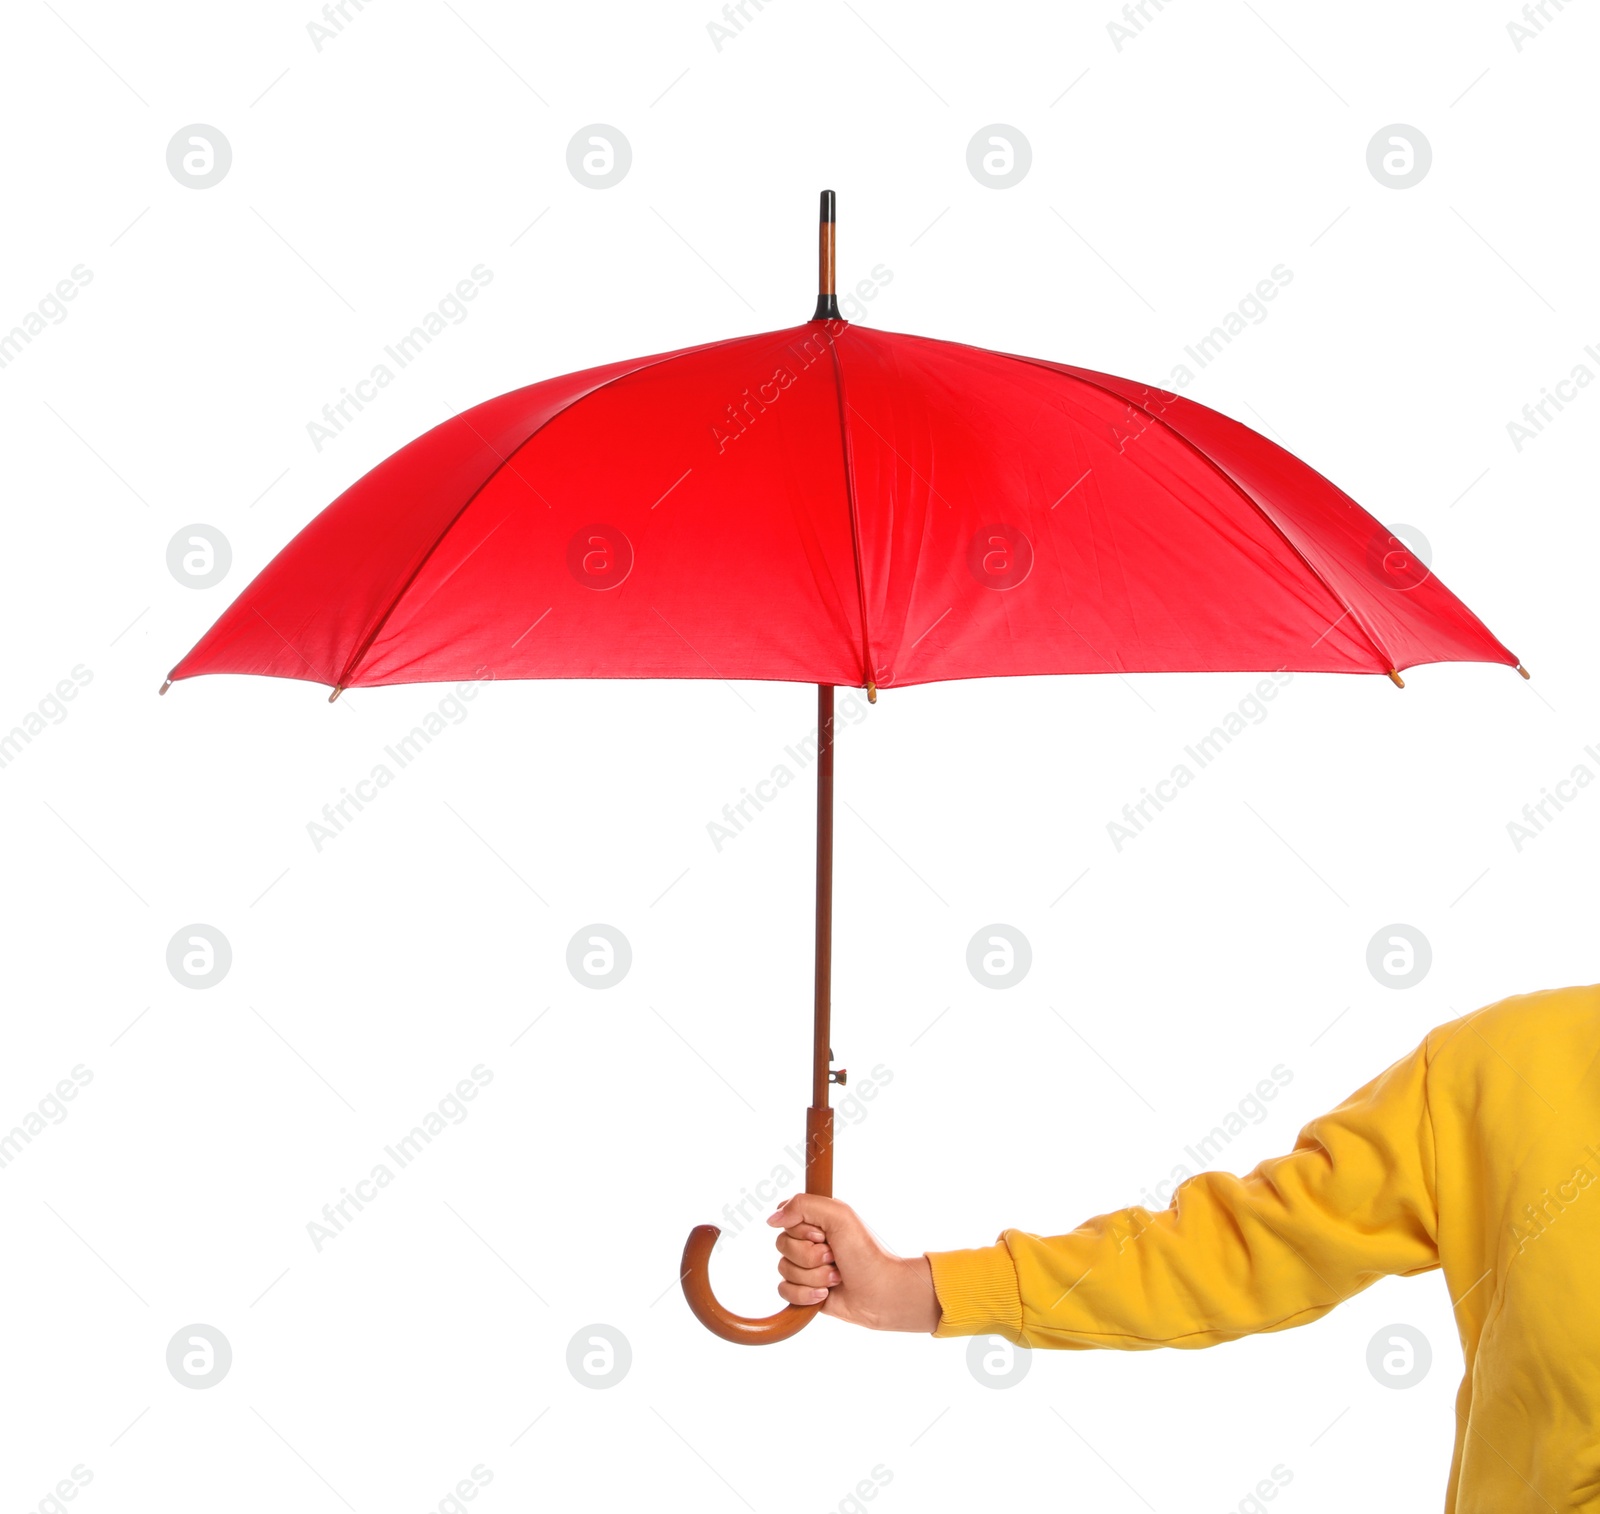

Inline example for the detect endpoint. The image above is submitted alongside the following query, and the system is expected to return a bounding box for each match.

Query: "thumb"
[766,1193,855,1238]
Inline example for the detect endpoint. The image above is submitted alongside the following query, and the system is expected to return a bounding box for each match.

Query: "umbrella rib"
[330,336,754,694]
[1002,353,1399,675]
[827,330,877,695]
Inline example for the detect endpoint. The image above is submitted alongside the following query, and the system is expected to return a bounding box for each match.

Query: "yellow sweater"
[928,986,1600,1513]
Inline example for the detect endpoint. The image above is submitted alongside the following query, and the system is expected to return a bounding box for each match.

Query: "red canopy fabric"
[168,321,1517,694]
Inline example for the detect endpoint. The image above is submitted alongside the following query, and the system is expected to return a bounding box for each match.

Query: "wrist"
[897,1254,941,1333]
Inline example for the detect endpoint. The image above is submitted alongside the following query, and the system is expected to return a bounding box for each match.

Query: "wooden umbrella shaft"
[807,683,836,1196]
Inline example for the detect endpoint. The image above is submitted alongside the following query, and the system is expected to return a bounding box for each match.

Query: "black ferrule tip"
[819,189,836,223]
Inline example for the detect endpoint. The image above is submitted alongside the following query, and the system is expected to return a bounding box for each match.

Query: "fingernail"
[821,1250,834,1263]
[828,1270,841,1284]
[810,1289,828,1303]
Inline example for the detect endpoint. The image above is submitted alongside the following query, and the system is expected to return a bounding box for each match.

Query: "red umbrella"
[166,192,1524,1343]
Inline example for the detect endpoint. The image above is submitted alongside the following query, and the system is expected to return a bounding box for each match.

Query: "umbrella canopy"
[165,192,1523,1346]
[166,323,1516,702]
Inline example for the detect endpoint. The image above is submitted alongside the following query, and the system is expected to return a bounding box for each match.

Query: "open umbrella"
[164,191,1525,1344]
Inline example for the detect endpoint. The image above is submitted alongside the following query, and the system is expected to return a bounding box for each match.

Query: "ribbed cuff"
[926,1241,1023,1341]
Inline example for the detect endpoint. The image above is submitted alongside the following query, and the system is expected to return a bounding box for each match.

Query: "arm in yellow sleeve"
[927,1035,1440,1349]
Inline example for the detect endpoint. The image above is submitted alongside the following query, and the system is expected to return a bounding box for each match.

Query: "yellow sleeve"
[927,1036,1440,1349]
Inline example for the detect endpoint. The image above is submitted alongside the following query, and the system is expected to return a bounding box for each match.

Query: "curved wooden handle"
[680,1224,822,1344]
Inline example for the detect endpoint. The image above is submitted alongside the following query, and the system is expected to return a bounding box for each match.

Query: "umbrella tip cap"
[1517,663,1531,680]
[866,681,877,704]
[1387,669,1405,688]
[329,684,344,703]
[820,189,835,222]
[158,678,172,696]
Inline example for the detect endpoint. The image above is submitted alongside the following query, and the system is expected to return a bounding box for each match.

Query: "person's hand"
[767,1194,941,1332]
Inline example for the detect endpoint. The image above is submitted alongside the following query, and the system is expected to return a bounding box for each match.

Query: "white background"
[1,2,1596,1511]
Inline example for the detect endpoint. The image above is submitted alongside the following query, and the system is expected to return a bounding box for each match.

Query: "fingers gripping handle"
[680,1106,834,1345]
